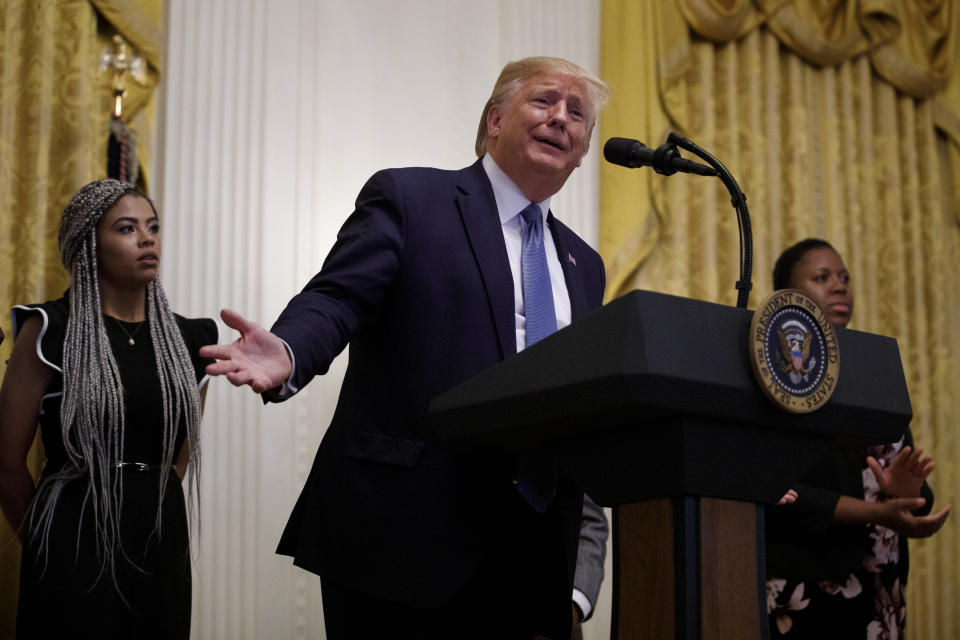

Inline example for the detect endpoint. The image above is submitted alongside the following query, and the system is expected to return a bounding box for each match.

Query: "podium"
[428,290,911,639]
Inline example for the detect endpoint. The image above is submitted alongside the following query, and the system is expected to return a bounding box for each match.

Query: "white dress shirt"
[481,154,572,353]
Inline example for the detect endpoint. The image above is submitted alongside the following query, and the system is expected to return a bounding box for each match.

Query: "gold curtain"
[600,1,960,637]
[0,1,161,637]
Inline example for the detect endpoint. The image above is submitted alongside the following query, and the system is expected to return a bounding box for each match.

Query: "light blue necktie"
[517,202,557,513]
[520,203,557,346]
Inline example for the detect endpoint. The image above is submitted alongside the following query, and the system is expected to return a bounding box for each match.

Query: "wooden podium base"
[612,497,769,640]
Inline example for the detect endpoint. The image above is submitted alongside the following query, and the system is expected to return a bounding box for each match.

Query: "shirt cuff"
[572,588,592,621]
[274,337,299,398]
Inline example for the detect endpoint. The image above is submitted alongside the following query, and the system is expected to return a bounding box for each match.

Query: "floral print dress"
[767,438,907,639]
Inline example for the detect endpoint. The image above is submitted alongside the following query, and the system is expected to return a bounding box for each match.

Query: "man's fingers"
[220,308,258,335]
[199,309,259,359]
[250,379,272,394]
[205,359,242,376]
[226,369,259,389]
[206,361,271,391]
[200,343,238,361]
[225,371,249,387]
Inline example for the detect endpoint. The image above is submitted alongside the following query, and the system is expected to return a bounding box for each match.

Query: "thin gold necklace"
[111,316,145,346]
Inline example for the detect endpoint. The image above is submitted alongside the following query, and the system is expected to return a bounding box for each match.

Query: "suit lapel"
[456,161,516,357]
[548,212,589,321]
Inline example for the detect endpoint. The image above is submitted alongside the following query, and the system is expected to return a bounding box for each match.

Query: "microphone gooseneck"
[603,134,753,308]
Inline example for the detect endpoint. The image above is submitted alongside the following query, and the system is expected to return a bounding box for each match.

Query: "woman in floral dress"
[765,238,951,639]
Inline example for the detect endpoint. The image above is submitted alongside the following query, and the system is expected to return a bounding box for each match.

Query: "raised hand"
[867,445,935,499]
[199,309,293,393]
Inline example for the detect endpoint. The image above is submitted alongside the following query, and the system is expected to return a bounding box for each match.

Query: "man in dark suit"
[201,56,609,639]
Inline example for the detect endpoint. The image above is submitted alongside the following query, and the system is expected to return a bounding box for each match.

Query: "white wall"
[158,1,609,637]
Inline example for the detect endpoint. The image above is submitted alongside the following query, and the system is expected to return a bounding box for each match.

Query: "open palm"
[199,308,292,393]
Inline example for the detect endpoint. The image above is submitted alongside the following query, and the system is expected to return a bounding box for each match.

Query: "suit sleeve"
[766,481,842,535]
[573,493,608,618]
[765,446,861,536]
[269,170,406,392]
[767,425,935,535]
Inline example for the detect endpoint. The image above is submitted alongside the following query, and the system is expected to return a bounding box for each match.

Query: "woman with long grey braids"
[0,178,217,639]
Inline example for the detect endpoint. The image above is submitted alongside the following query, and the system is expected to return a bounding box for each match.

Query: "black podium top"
[427,290,911,505]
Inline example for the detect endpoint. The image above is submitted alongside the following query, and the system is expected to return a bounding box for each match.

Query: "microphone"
[603,137,716,176]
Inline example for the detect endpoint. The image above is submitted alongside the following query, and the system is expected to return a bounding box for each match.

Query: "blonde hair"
[474,56,610,157]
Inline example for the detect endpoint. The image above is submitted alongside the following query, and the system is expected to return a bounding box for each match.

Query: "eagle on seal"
[778,324,811,375]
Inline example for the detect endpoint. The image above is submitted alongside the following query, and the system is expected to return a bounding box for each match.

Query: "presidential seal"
[749,289,840,414]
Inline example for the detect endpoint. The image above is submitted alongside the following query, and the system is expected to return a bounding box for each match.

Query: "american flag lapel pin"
[568,253,577,266]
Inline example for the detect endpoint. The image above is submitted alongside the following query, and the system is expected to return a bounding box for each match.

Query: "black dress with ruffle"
[12,295,215,639]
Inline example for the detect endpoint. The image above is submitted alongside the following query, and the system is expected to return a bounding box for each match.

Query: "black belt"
[115,461,165,471]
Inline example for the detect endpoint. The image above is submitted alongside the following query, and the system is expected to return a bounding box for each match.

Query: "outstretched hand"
[867,445,935,499]
[875,497,951,538]
[199,309,293,393]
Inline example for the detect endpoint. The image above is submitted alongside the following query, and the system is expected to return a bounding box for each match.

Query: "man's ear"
[487,104,502,139]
